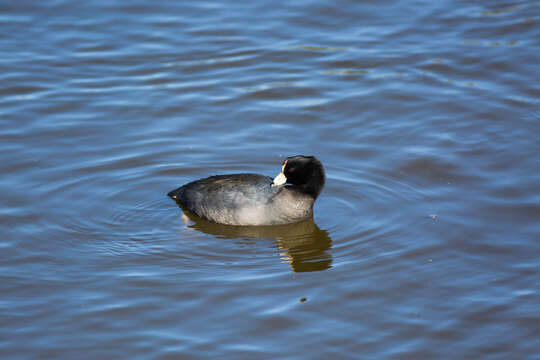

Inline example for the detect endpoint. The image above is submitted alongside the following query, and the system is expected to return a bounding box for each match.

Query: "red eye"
[288,167,295,173]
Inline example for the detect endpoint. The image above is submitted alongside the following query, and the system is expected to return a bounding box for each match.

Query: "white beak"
[272,172,287,186]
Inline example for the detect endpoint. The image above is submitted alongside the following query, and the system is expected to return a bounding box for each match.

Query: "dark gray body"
[168,174,315,226]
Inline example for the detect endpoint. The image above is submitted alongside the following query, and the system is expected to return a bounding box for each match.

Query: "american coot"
[168,155,325,226]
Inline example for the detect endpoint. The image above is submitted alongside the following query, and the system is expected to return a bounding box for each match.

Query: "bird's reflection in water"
[177,206,332,272]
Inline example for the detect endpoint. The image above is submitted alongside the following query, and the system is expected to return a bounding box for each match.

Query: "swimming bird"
[168,155,325,226]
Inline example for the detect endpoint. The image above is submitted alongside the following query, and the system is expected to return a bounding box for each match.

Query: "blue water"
[2,1,539,359]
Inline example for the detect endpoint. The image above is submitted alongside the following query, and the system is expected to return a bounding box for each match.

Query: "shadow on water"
[175,204,333,273]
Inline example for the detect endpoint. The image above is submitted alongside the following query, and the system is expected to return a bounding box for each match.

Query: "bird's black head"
[278,155,325,199]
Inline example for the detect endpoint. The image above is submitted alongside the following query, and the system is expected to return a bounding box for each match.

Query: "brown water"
[2,1,540,359]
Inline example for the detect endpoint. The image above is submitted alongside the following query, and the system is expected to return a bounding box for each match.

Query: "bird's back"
[169,174,280,225]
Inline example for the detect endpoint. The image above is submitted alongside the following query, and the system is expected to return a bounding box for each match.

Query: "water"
[2,1,539,358]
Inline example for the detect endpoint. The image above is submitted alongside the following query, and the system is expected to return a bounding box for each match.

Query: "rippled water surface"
[2,1,540,359]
